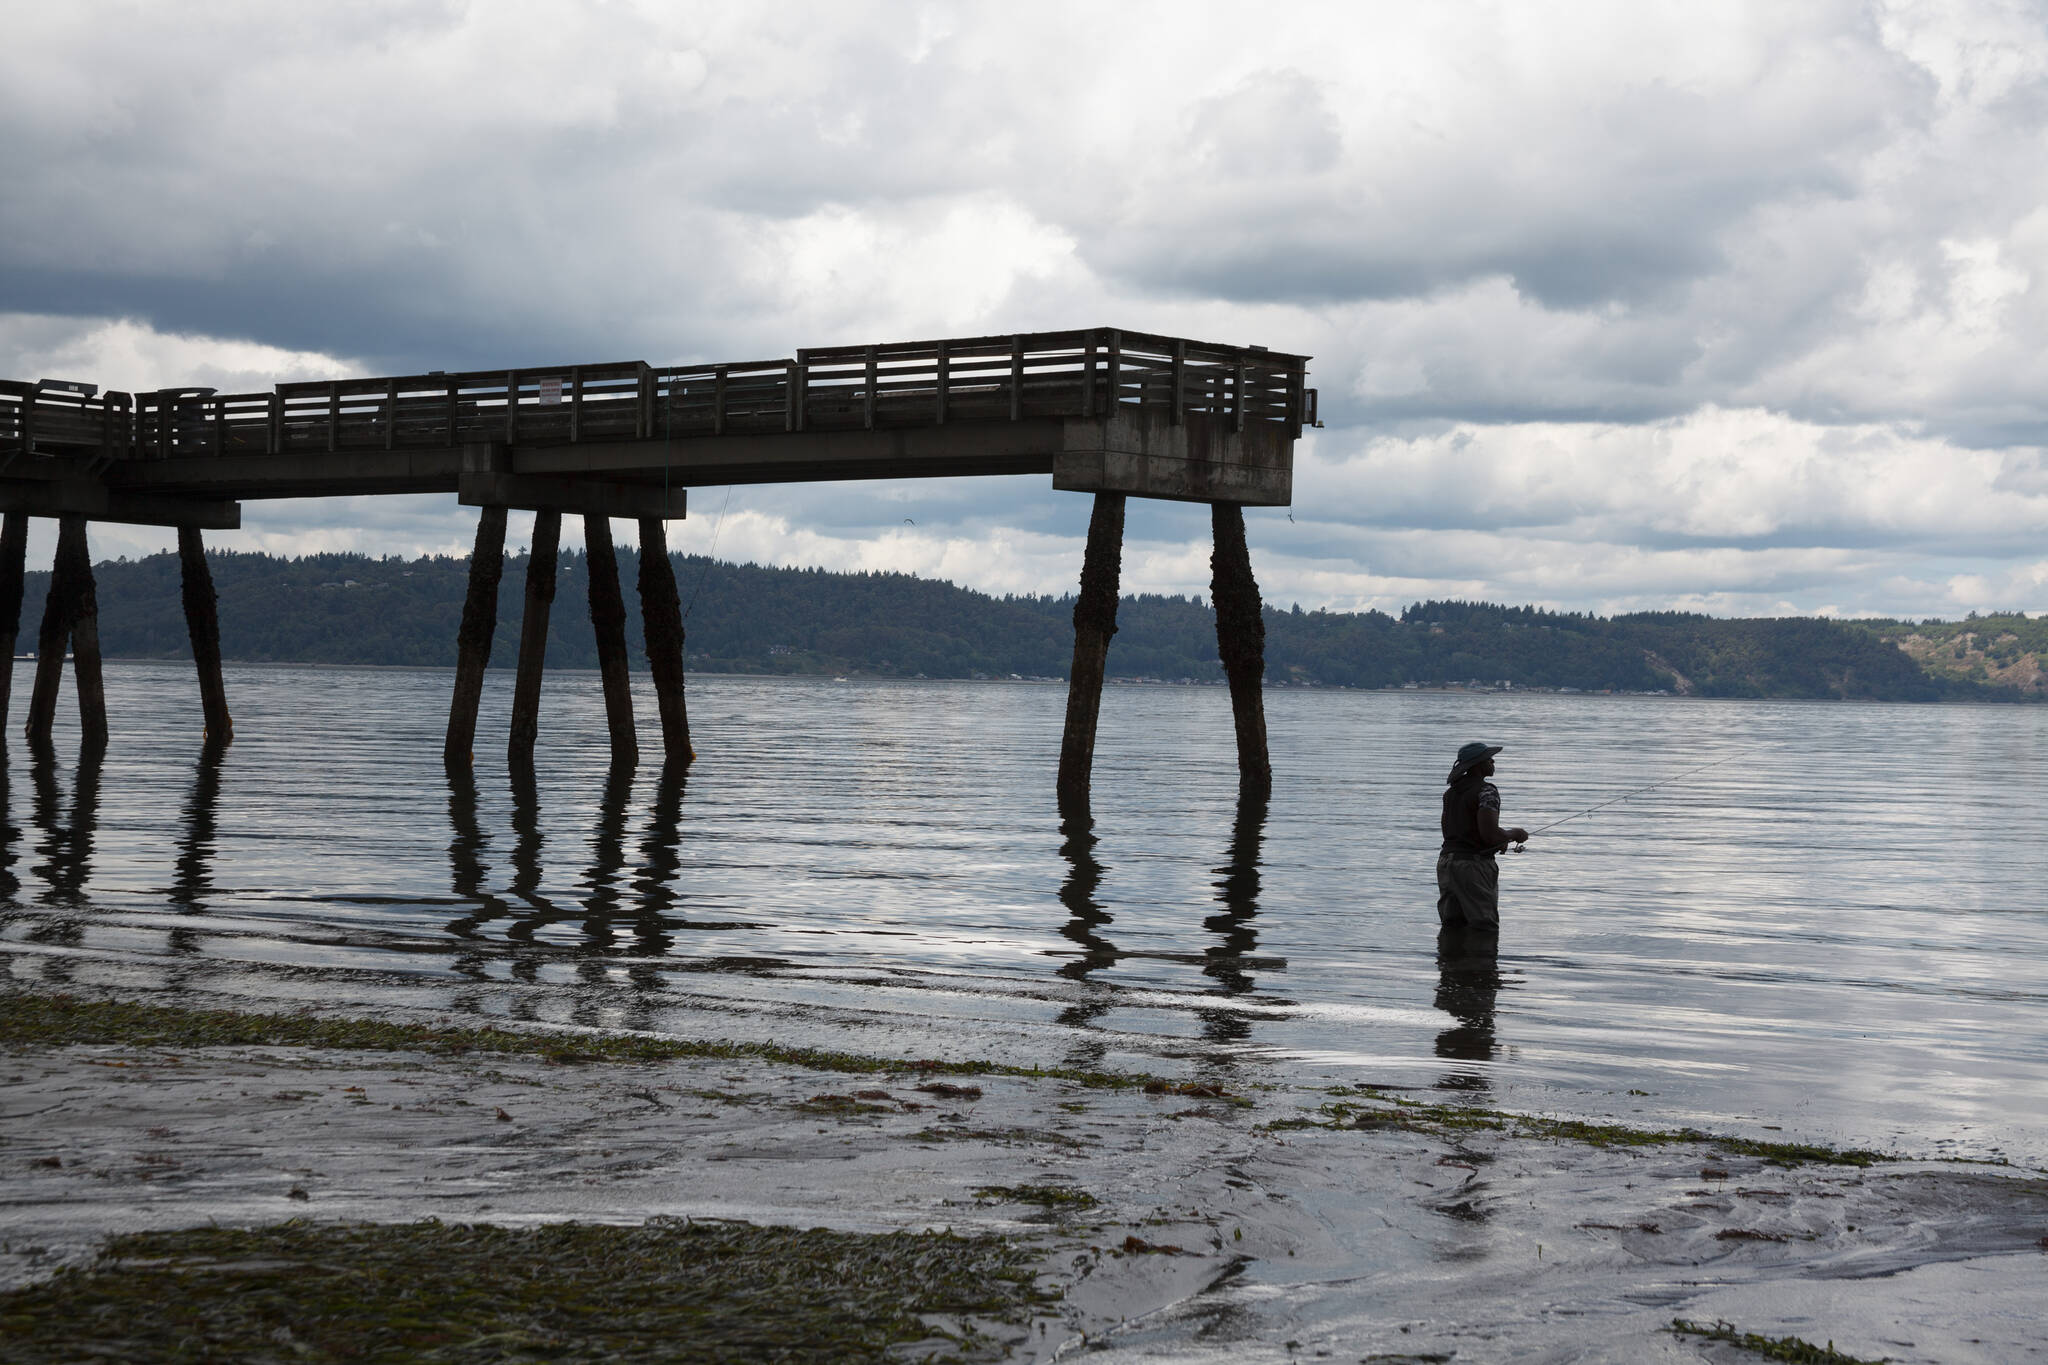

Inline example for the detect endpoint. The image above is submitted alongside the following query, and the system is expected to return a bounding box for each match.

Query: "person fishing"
[1437,741,1528,932]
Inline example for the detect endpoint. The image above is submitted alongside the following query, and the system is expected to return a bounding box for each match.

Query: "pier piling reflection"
[623,763,687,976]
[1201,794,1270,1045]
[444,762,512,959]
[31,739,101,912]
[16,739,104,983]
[167,742,226,956]
[443,758,704,1018]
[1054,814,1118,1028]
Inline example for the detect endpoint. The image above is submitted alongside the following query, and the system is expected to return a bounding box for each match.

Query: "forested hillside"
[16,550,2037,702]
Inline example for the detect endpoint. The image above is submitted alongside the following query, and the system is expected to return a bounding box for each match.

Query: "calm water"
[3,661,2044,1165]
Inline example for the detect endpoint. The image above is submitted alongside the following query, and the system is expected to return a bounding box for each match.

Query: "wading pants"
[1435,851,1499,929]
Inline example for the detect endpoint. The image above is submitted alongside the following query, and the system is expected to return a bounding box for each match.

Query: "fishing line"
[681,484,734,622]
[1512,749,1753,848]
[655,362,734,624]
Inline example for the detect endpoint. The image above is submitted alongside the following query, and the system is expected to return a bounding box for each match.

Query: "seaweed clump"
[0,1217,1056,1363]
[1273,1090,1889,1167]
[974,1184,1099,1211]
[0,991,1148,1089]
[1669,1317,1887,1363]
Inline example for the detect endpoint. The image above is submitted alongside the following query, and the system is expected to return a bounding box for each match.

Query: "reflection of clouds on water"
[1434,927,1507,1094]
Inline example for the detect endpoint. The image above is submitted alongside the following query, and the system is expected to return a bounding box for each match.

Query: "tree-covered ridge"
[16,550,2039,702]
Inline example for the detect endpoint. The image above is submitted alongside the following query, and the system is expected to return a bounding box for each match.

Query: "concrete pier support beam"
[26,545,71,745]
[66,519,108,750]
[584,514,639,765]
[1209,502,1271,802]
[444,505,507,767]
[1056,491,1126,818]
[636,518,693,766]
[0,512,26,734]
[178,527,232,744]
[507,510,561,762]
[26,516,106,747]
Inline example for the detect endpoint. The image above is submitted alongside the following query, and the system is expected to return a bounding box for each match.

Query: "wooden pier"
[0,328,1312,807]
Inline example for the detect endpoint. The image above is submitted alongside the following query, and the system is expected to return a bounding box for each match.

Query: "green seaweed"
[1669,1317,1887,1363]
[0,992,1154,1090]
[911,1126,1088,1148]
[795,1093,894,1116]
[0,1217,1057,1364]
[973,1184,1099,1210]
[1269,1095,1889,1167]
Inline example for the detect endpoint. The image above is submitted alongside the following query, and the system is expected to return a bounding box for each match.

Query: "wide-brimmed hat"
[1449,741,1503,777]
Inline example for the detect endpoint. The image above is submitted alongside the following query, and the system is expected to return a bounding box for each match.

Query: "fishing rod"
[1509,750,1747,850]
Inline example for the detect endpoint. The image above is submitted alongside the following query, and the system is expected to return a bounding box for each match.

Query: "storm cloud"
[3,0,2046,619]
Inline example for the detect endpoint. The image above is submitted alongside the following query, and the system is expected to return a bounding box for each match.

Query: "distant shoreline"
[45,655,2041,706]
[14,551,2042,703]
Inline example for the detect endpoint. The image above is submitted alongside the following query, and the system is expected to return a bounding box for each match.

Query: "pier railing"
[0,329,1313,463]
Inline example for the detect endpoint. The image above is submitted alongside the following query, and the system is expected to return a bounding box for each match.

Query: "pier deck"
[1,328,1311,524]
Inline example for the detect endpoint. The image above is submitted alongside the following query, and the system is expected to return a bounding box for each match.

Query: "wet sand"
[3,999,2044,1362]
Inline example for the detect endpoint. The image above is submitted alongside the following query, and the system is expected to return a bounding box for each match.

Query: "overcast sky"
[5,1,2047,620]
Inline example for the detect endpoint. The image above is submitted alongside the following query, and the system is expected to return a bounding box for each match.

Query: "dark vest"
[1441,776,1499,856]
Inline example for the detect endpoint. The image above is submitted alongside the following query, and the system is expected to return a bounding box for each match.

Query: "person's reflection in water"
[166,741,227,956]
[1053,813,1118,1063]
[1433,925,1506,1094]
[1200,794,1270,1045]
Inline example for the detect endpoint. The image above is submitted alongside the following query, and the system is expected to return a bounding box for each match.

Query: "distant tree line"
[16,550,2035,703]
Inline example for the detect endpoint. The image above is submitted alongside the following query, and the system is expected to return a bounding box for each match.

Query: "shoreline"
[4,990,2044,1361]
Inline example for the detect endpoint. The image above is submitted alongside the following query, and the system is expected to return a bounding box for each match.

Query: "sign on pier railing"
[0,328,1313,462]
